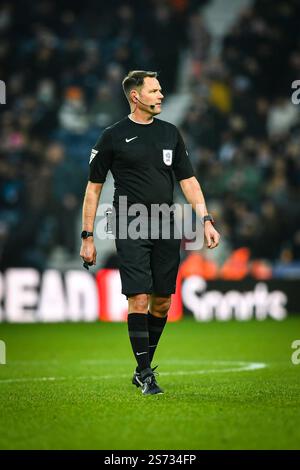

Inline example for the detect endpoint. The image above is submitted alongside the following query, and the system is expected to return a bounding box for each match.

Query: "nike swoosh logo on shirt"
[126,136,138,143]
[136,351,147,356]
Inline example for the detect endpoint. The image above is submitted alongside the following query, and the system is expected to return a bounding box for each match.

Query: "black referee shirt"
[89,116,195,212]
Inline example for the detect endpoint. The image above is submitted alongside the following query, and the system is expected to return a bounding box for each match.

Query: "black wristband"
[202,215,214,225]
[81,231,94,239]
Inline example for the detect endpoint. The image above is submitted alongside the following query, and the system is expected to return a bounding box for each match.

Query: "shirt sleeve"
[89,129,113,183]
[172,129,195,181]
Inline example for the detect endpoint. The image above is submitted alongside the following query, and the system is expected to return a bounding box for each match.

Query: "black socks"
[128,313,150,372]
[128,311,168,373]
[147,311,168,364]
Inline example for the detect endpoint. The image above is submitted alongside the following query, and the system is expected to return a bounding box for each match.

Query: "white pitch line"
[5,359,265,366]
[0,361,267,384]
[159,362,267,376]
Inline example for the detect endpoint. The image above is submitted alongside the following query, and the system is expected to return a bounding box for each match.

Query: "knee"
[128,294,149,313]
[151,297,171,318]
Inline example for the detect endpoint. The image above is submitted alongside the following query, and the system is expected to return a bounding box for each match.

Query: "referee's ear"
[130,90,138,104]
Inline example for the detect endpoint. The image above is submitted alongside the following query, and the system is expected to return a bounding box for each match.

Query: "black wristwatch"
[201,214,214,225]
[81,230,94,239]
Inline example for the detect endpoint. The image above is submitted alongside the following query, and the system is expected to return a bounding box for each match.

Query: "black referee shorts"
[114,214,181,298]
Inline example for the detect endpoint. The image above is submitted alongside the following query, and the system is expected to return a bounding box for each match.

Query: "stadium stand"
[1,0,299,278]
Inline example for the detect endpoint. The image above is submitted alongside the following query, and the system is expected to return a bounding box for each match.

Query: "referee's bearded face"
[135,77,164,115]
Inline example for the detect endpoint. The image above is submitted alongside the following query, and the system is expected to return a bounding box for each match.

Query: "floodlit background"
[0,0,300,451]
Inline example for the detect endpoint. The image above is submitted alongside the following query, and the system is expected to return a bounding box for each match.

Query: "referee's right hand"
[80,239,97,267]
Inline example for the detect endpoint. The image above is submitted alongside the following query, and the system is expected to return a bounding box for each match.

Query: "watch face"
[82,231,93,239]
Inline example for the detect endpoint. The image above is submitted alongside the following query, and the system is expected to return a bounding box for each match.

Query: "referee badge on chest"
[163,149,173,166]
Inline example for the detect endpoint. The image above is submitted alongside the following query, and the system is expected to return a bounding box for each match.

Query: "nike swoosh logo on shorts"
[136,351,147,356]
[126,136,138,143]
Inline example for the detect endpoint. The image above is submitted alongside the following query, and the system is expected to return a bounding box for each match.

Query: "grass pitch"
[0,317,299,449]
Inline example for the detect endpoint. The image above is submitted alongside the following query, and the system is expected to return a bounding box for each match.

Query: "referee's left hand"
[204,223,220,249]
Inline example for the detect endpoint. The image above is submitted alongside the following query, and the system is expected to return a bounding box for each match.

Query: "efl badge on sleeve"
[89,148,98,164]
[163,149,173,166]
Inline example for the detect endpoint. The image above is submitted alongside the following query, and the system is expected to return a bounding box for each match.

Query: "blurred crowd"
[0,0,299,275]
[181,0,300,274]
[0,0,204,269]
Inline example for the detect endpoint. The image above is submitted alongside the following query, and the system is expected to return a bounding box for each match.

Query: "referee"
[80,71,220,395]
